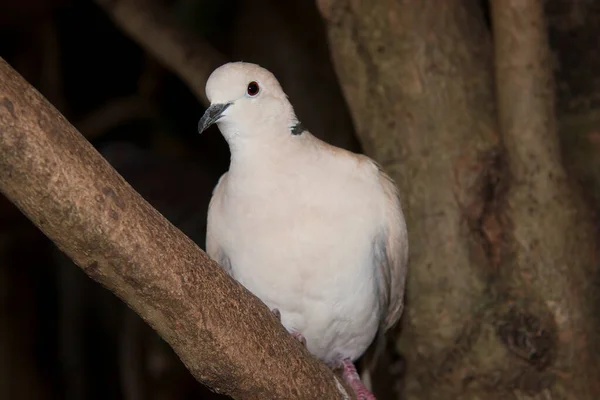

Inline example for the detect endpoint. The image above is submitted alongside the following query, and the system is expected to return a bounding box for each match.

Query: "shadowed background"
[1,0,599,399]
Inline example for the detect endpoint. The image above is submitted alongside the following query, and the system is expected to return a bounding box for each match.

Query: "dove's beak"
[198,102,232,134]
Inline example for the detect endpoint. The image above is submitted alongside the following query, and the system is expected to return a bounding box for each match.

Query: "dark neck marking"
[290,121,306,136]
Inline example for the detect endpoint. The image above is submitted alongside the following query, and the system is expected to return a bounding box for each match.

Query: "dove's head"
[198,62,303,145]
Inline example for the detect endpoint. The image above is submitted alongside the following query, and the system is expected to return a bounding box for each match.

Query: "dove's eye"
[247,81,260,97]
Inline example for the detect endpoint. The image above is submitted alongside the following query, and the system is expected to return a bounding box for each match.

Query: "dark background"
[1,0,600,399]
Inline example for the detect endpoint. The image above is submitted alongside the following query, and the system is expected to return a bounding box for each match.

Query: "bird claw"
[271,308,282,321]
[271,308,307,347]
[339,358,376,400]
[291,331,307,347]
[355,388,376,400]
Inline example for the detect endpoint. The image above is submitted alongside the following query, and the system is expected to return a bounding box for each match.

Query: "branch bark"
[94,0,226,105]
[0,57,350,400]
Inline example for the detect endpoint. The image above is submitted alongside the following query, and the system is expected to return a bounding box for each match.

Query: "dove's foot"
[291,331,307,347]
[339,358,376,400]
[271,308,282,321]
[271,308,307,347]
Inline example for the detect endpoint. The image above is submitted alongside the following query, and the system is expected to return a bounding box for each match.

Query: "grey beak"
[198,103,232,134]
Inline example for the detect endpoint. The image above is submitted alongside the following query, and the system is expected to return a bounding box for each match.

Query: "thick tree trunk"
[490,1,600,398]
[318,0,600,399]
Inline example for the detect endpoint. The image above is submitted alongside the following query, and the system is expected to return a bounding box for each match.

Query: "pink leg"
[291,331,307,347]
[340,358,376,400]
[271,308,307,347]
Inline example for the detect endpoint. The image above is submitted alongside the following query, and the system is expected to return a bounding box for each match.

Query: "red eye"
[247,81,260,97]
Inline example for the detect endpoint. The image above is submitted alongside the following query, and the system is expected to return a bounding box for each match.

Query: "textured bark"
[491,1,600,398]
[0,57,351,400]
[318,0,498,398]
[319,0,600,399]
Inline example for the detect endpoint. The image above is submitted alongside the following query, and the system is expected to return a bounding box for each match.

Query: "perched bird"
[198,62,408,399]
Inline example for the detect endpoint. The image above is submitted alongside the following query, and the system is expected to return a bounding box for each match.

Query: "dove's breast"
[208,144,386,363]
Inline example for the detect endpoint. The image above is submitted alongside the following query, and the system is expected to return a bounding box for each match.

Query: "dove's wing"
[206,173,232,274]
[373,167,409,331]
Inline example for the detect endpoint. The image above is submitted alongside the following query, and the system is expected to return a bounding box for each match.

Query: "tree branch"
[94,0,226,105]
[0,57,350,400]
[491,0,563,182]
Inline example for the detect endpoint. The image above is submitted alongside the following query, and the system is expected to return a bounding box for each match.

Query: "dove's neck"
[224,122,315,177]
[217,103,312,174]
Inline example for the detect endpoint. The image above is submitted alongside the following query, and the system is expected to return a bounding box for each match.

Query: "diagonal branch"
[0,57,350,400]
[94,0,226,105]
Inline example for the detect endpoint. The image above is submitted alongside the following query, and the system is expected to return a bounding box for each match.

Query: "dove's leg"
[290,331,307,347]
[338,358,376,400]
[271,308,307,347]
[271,308,282,320]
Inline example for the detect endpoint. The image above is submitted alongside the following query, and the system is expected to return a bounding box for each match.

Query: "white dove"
[198,62,408,399]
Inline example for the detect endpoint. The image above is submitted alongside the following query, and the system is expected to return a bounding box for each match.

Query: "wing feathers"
[375,167,409,331]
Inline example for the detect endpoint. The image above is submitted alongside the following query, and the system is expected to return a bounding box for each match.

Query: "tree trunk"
[318,0,600,399]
